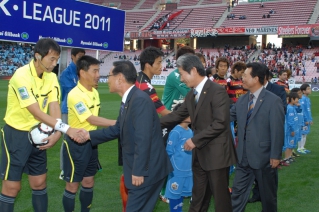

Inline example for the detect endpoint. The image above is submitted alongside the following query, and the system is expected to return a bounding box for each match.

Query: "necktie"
[246,94,254,126]
[120,102,125,115]
[193,89,198,105]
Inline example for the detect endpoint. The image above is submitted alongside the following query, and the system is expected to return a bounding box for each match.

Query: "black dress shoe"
[247,197,261,203]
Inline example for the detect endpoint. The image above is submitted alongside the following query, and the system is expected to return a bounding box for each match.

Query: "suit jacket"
[161,79,237,171]
[230,88,285,169]
[90,86,173,189]
[266,82,287,113]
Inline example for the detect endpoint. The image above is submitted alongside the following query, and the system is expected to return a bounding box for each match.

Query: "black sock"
[0,193,15,212]
[63,189,76,212]
[32,188,48,212]
[80,186,93,212]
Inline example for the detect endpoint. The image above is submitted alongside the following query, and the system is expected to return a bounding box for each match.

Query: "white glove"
[171,99,184,111]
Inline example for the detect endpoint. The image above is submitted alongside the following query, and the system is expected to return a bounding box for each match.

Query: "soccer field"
[0,81,318,211]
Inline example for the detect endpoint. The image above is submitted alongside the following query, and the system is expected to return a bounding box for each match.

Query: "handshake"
[68,128,90,143]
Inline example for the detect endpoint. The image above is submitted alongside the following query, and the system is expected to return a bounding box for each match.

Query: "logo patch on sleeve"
[18,87,29,100]
[75,102,87,114]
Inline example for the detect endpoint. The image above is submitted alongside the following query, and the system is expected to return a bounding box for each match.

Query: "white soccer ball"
[28,123,54,147]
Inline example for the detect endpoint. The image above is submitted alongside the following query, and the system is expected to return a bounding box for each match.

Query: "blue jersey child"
[165,105,193,212]
[283,92,299,163]
[299,84,313,153]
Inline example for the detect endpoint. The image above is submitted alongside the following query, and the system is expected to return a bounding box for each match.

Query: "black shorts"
[63,135,98,183]
[0,125,47,181]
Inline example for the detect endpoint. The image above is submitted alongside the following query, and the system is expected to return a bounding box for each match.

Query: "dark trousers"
[126,178,165,212]
[231,162,278,212]
[189,155,232,212]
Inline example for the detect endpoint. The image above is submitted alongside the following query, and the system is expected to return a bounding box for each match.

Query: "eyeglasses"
[106,74,114,79]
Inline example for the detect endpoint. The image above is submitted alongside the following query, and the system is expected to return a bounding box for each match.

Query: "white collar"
[122,85,135,104]
[194,77,208,96]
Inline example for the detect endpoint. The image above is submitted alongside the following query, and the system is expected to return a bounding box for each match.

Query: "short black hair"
[246,62,265,85]
[206,67,214,77]
[139,47,164,71]
[71,48,86,56]
[231,61,246,74]
[278,69,288,76]
[76,55,100,77]
[291,87,301,93]
[112,60,137,84]
[176,46,195,60]
[288,91,299,103]
[34,38,61,61]
[300,83,310,91]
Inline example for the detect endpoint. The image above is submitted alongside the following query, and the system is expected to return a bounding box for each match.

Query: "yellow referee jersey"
[68,82,100,131]
[4,60,60,131]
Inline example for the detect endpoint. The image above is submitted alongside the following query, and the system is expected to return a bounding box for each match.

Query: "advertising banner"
[130,29,190,39]
[0,0,125,51]
[245,26,278,35]
[215,27,246,34]
[278,24,319,37]
[190,28,218,37]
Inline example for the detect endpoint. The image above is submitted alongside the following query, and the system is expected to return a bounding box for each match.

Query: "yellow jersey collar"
[77,81,94,93]
[29,59,48,78]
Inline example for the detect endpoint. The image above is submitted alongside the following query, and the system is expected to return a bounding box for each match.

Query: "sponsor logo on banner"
[190,28,218,37]
[245,26,277,34]
[152,29,191,39]
[215,27,245,34]
[278,24,319,37]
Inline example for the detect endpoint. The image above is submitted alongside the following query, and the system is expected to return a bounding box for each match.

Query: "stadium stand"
[125,10,158,32]
[178,0,200,7]
[0,43,33,76]
[221,0,317,27]
[176,5,227,29]
[139,0,157,9]
[201,0,223,5]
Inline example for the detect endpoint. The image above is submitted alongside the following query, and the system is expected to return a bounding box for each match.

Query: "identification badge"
[75,102,87,114]
[18,86,29,100]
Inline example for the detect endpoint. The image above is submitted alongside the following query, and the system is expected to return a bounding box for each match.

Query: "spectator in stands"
[59,48,86,179]
[314,77,317,84]
[269,9,275,14]
[267,14,271,18]
[232,0,234,7]
[302,66,306,76]
[262,14,266,18]
[260,1,264,7]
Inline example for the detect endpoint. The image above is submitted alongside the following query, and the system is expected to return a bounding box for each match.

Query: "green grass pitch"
[0,81,319,211]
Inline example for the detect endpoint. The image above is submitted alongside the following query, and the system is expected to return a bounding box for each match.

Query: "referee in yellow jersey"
[0,38,81,212]
[62,55,115,212]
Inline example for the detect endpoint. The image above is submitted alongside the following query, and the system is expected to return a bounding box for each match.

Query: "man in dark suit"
[248,65,287,204]
[230,62,285,212]
[160,54,237,212]
[76,60,173,211]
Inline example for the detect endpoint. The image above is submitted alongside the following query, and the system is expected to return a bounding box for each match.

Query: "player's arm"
[37,101,63,149]
[87,115,116,127]
[26,103,78,139]
[159,108,171,116]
